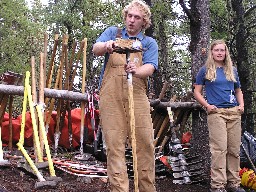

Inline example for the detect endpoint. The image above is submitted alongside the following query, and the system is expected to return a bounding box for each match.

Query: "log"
[151,100,202,109]
[0,84,203,109]
[0,84,88,101]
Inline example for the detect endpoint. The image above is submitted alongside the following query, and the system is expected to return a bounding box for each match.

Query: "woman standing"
[194,40,245,192]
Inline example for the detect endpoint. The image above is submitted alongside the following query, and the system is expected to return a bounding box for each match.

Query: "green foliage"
[43,0,123,41]
[149,0,191,99]
[0,0,46,75]
[41,0,124,89]
[210,0,229,40]
[0,0,255,104]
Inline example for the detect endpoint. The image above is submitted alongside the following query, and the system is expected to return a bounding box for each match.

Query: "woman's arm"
[194,85,209,107]
[235,88,244,112]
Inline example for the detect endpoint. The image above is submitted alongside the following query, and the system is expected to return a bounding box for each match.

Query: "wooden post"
[8,96,13,151]
[46,34,59,90]
[54,34,68,154]
[31,56,39,162]
[38,52,45,158]
[80,38,87,155]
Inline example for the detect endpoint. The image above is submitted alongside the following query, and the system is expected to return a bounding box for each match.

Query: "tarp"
[240,131,256,165]
[1,108,99,149]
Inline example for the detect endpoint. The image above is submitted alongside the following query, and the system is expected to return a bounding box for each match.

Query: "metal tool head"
[0,159,11,166]
[113,46,142,54]
[113,38,143,54]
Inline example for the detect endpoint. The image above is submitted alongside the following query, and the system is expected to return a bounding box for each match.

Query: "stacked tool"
[165,106,191,185]
[161,107,205,184]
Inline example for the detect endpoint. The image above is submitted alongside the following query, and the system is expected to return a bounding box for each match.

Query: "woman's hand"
[238,105,244,113]
[206,104,217,112]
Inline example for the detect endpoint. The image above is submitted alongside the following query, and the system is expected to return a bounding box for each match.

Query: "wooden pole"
[153,115,169,147]
[8,96,13,151]
[158,81,168,101]
[59,36,75,150]
[44,34,58,130]
[25,71,43,162]
[46,34,59,89]
[38,52,45,157]
[0,95,9,125]
[54,34,68,154]
[43,33,48,85]
[126,51,139,192]
[31,56,40,162]
[80,38,87,155]
[66,41,77,150]
[69,40,85,88]
[31,56,37,105]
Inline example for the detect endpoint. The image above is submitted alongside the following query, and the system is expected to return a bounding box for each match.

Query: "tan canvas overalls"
[99,33,156,192]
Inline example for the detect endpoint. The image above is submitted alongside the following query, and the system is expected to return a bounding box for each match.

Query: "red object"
[1,112,33,146]
[159,156,172,169]
[240,167,249,177]
[1,108,99,149]
[182,131,192,144]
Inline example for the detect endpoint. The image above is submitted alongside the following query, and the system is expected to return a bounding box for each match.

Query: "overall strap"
[116,28,122,39]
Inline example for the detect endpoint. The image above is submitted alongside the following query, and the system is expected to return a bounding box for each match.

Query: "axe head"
[113,38,142,54]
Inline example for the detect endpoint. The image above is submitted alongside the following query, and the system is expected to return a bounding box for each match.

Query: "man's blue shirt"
[195,65,241,108]
[96,26,158,69]
[95,26,158,88]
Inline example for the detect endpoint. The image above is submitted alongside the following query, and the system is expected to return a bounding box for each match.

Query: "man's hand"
[125,61,137,74]
[105,40,116,54]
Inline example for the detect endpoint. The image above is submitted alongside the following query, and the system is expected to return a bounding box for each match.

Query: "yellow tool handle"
[36,105,56,176]
[16,143,45,182]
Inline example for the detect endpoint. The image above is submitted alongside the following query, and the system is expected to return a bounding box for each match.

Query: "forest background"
[0,0,256,155]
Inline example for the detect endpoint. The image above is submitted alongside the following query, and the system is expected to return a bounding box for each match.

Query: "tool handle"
[127,73,132,85]
[94,140,98,154]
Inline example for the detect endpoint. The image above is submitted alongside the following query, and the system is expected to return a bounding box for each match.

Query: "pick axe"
[114,45,142,192]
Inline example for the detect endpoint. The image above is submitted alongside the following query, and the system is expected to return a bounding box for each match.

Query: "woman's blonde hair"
[122,0,151,30]
[205,39,236,82]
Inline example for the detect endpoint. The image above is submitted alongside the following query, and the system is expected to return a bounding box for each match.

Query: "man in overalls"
[92,0,158,191]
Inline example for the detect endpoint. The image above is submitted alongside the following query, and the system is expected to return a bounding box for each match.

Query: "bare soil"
[0,148,210,192]
[0,167,209,192]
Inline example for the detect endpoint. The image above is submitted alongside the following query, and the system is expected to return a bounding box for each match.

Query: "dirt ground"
[0,147,252,192]
[0,167,209,192]
[0,147,212,192]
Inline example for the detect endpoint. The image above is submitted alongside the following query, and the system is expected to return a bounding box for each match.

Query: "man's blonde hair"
[122,0,151,30]
[205,39,236,82]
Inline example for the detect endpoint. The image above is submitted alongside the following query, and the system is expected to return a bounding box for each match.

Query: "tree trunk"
[231,0,255,134]
[144,0,164,98]
[144,0,154,37]
[180,0,211,184]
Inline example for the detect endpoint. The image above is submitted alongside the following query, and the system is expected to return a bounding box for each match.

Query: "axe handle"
[46,34,59,89]
[8,95,13,150]
[80,38,87,154]
[158,81,168,101]
[128,77,139,192]
[126,51,139,192]
[154,116,169,147]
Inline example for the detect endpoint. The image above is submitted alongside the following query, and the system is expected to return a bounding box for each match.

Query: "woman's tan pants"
[208,107,242,189]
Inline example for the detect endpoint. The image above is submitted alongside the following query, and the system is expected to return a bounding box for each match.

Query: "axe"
[114,44,142,192]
